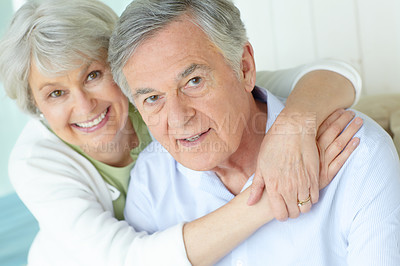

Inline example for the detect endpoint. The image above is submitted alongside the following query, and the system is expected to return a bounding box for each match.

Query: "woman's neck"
[84,118,139,167]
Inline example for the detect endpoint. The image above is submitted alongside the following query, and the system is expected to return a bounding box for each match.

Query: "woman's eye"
[87,71,100,81]
[49,90,65,98]
[145,95,160,104]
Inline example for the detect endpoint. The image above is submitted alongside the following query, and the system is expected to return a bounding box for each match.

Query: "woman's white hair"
[109,0,248,103]
[0,0,118,117]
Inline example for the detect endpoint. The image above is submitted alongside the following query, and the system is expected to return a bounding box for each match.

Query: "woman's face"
[29,60,130,152]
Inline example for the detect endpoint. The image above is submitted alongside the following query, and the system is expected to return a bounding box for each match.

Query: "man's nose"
[167,96,195,128]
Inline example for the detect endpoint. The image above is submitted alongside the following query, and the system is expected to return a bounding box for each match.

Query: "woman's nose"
[73,89,96,115]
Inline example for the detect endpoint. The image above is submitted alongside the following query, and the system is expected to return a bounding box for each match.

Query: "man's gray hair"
[109,0,248,102]
[0,0,118,117]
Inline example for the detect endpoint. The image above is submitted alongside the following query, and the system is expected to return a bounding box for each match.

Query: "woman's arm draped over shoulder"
[249,60,362,221]
[255,59,361,105]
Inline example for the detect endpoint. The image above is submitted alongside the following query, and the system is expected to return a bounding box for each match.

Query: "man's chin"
[176,156,215,172]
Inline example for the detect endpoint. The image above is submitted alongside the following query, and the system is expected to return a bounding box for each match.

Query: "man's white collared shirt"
[125,88,400,266]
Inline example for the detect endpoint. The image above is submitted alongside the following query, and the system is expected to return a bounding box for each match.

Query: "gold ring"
[297,196,311,207]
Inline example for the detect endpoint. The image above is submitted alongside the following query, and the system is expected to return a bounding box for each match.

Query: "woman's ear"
[240,42,256,92]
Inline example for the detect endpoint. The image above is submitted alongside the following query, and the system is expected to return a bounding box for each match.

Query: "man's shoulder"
[344,110,400,178]
[337,109,400,202]
[329,110,400,243]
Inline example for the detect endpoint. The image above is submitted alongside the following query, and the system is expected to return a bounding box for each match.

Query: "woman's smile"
[72,107,110,133]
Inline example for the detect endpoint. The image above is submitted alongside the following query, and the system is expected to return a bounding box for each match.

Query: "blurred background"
[0,0,399,264]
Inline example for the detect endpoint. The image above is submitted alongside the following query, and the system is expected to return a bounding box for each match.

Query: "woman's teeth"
[75,109,108,128]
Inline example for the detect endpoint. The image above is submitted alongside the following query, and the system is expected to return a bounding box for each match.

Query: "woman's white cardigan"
[9,120,190,266]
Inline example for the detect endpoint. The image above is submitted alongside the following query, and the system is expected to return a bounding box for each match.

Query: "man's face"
[123,17,255,171]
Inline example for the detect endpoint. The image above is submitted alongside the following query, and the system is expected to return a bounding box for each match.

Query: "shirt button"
[236,260,244,266]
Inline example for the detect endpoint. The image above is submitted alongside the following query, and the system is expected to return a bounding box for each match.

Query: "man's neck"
[213,99,268,195]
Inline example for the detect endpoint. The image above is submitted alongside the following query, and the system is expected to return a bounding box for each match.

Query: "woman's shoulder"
[10,119,68,161]
[14,118,61,143]
[9,119,100,187]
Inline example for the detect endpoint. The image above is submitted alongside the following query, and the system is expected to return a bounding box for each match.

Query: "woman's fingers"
[318,111,363,189]
[317,110,356,152]
[297,188,312,213]
[268,191,289,221]
[324,117,363,164]
[316,109,346,139]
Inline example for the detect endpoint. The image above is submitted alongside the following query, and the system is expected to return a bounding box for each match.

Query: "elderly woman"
[0,0,361,265]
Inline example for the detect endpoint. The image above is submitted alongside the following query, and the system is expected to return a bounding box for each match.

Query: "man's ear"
[240,42,256,92]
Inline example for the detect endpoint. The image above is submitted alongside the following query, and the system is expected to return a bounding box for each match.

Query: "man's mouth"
[74,107,109,128]
[185,133,202,142]
[179,128,211,146]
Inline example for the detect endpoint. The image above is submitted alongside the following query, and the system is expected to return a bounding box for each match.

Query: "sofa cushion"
[353,94,400,156]
[390,110,400,156]
[353,94,400,135]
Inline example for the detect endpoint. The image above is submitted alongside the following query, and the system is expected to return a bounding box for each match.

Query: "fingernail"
[355,117,363,125]
[353,138,360,146]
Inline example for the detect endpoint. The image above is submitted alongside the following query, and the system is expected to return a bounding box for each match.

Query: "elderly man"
[110,0,400,265]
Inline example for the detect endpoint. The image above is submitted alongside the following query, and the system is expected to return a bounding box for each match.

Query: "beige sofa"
[255,71,400,156]
[354,94,400,156]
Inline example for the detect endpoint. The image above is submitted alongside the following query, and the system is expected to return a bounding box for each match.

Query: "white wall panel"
[357,0,400,95]
[235,0,400,95]
[236,0,317,70]
[234,0,277,70]
[311,0,361,72]
[270,0,317,69]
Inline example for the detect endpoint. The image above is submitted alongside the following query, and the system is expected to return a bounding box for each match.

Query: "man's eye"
[145,95,160,104]
[182,76,207,97]
[188,77,202,86]
[87,71,100,81]
[49,90,65,98]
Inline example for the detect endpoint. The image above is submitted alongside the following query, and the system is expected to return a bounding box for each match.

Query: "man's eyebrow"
[132,64,210,98]
[133,87,156,98]
[177,63,210,80]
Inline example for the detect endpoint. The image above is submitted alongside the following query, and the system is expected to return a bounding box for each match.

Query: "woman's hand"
[317,109,363,189]
[248,109,362,221]
[248,111,319,221]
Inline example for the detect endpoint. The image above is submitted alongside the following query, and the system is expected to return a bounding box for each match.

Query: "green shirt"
[65,105,152,220]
